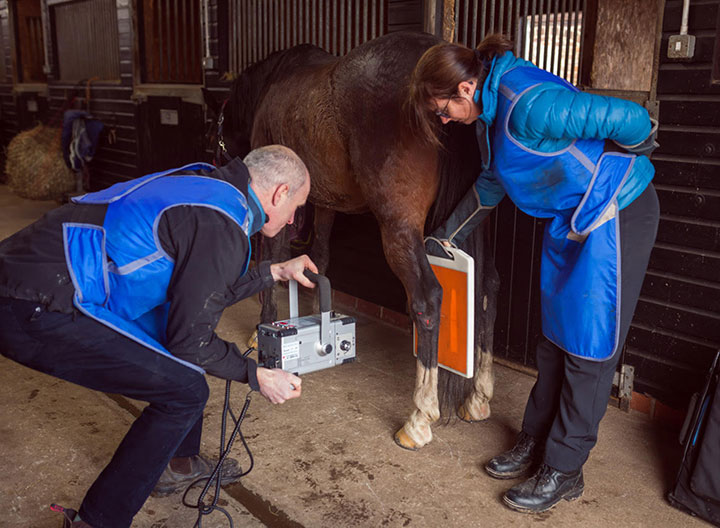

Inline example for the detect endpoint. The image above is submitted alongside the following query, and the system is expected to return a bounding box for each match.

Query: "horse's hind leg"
[458,244,500,422]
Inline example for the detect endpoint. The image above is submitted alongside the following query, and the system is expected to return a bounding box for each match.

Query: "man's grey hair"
[244,145,308,195]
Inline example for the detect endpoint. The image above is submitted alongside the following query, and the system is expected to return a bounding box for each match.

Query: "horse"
[203,31,500,450]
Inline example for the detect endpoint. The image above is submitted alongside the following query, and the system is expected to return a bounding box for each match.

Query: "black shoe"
[485,431,542,479]
[503,463,584,513]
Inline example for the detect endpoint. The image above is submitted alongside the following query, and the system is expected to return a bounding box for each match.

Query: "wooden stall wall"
[629,0,720,407]
[0,0,14,170]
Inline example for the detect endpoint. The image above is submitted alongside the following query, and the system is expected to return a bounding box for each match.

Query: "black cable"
[182,347,256,527]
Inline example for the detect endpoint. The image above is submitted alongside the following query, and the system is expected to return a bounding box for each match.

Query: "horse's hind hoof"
[393,428,420,451]
[457,402,491,423]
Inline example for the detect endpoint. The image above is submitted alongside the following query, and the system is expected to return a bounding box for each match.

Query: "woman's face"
[431,79,480,125]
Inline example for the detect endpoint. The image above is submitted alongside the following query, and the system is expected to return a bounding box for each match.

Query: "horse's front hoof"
[393,427,420,451]
[247,330,258,350]
[457,402,491,423]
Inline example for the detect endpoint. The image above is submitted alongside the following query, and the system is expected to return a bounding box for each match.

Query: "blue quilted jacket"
[474,52,654,210]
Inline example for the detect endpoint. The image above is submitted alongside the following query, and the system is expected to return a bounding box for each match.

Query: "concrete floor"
[0,184,707,528]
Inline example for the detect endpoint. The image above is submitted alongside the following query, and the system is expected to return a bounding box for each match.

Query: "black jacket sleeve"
[157,205,274,389]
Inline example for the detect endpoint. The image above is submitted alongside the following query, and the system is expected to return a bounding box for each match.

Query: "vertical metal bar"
[354,0,360,47]
[158,0,165,79]
[370,0,376,39]
[172,0,179,80]
[498,0,504,37]
[362,0,367,43]
[553,0,562,75]
[480,0,487,40]
[461,0,468,46]
[543,0,551,70]
[528,0,535,63]
[515,0,522,50]
[489,0,495,34]
[575,0,583,84]
[305,0,310,43]
[332,0,337,54]
[568,0,577,83]
[346,0,351,52]
[559,0,567,79]
[339,0,344,54]
[471,0,478,46]
[379,0,384,35]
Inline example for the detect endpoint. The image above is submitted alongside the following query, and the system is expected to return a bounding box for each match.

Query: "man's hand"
[256,367,302,404]
[270,255,318,288]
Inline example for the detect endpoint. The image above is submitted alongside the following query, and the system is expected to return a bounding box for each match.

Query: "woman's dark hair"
[407,34,514,145]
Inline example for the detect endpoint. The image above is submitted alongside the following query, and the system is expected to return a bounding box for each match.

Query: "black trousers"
[0,297,209,528]
[521,184,660,473]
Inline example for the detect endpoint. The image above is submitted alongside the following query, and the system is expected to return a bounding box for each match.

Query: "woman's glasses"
[435,98,453,119]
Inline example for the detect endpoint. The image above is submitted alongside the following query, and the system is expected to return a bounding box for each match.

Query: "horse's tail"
[426,122,488,419]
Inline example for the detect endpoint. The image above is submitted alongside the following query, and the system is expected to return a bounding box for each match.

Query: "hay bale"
[5,124,76,200]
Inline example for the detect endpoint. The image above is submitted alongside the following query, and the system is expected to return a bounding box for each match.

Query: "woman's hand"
[270,255,318,288]
[256,367,302,404]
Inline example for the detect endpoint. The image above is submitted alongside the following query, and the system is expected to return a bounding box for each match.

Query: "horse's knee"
[410,281,442,331]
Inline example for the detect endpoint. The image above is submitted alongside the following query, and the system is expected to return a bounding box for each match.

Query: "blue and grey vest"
[63,163,257,372]
[492,67,641,360]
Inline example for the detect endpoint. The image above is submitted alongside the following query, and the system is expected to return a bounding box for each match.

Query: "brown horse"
[204,31,499,450]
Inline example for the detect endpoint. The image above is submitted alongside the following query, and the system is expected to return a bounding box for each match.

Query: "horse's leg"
[309,206,336,275]
[458,240,501,422]
[371,218,442,450]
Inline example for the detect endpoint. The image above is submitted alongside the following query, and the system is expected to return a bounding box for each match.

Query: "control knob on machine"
[340,340,351,352]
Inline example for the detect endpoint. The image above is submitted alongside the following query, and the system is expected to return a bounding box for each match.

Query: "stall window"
[13,0,45,82]
[49,0,119,81]
[140,0,202,84]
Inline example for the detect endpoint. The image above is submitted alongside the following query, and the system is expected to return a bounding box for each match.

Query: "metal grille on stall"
[50,0,120,81]
[453,0,585,83]
[228,0,388,74]
[140,0,202,83]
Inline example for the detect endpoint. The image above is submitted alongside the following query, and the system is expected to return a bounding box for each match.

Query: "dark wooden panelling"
[633,297,720,344]
[642,270,720,313]
[634,1,720,408]
[656,128,720,160]
[649,244,720,284]
[657,66,720,94]
[653,158,720,191]
[663,1,718,32]
[655,216,720,252]
[659,98,720,126]
[655,185,720,222]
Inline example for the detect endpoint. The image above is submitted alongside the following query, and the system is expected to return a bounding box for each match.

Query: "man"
[0,145,315,528]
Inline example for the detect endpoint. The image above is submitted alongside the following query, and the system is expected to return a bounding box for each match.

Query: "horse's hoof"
[457,402,491,423]
[247,330,258,350]
[393,428,420,451]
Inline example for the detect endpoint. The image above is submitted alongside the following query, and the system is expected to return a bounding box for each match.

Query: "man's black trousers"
[521,184,660,473]
[0,297,209,528]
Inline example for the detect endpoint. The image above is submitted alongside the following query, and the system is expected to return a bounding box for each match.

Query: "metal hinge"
[612,364,635,412]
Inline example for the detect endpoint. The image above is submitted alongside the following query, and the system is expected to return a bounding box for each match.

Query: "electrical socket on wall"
[668,34,696,59]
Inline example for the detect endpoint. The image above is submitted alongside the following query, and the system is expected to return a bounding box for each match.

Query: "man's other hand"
[256,367,302,404]
[270,255,318,288]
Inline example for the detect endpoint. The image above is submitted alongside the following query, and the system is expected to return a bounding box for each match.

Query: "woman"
[408,35,659,514]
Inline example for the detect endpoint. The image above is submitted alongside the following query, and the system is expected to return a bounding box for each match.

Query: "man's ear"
[271,183,290,207]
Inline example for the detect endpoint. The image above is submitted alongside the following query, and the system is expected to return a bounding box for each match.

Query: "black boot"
[485,431,542,479]
[503,463,584,513]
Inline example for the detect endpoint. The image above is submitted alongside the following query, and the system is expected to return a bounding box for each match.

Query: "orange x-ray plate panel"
[413,247,475,378]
